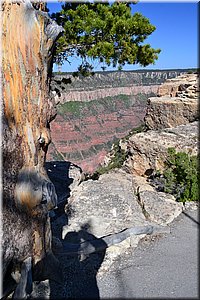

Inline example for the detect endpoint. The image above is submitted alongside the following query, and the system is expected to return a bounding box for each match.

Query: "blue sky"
[47,1,198,72]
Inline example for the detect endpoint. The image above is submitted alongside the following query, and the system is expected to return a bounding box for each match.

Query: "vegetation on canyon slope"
[89,124,146,180]
[89,143,127,180]
[51,2,161,75]
[57,93,151,118]
[150,148,199,203]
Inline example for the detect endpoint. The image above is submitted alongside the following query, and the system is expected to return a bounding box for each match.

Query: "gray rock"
[145,96,198,130]
[62,167,185,242]
[63,170,148,240]
[138,190,183,225]
[60,169,182,275]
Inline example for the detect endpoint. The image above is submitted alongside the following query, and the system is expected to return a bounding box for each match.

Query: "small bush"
[153,148,199,203]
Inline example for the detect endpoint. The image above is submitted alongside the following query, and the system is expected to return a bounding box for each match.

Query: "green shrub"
[90,143,126,179]
[162,148,199,202]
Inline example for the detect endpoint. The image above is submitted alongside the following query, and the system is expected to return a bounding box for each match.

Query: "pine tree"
[51,2,161,75]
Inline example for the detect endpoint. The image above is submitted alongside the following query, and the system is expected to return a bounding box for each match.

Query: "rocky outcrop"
[138,191,183,225]
[47,166,183,276]
[145,73,199,129]
[120,121,198,176]
[62,168,183,238]
[145,97,198,130]
[63,170,149,239]
[157,73,198,98]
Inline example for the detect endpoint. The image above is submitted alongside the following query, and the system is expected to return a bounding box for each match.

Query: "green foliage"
[186,68,199,74]
[91,143,127,179]
[162,148,199,202]
[51,2,161,75]
[57,92,152,119]
[57,94,129,117]
[187,70,194,74]
[58,101,82,116]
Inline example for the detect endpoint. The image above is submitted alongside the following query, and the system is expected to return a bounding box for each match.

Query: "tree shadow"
[45,160,81,239]
[45,161,106,299]
[45,161,74,209]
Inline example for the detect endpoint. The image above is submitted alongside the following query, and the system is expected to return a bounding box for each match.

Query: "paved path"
[97,209,199,298]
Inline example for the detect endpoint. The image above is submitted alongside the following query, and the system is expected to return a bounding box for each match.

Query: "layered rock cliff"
[47,70,189,173]
[145,73,199,129]
[50,69,187,103]
[121,121,198,176]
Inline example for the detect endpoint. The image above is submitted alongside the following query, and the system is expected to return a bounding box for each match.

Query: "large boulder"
[61,168,183,248]
[57,168,183,274]
[121,121,198,176]
[62,170,148,239]
[138,191,183,225]
[145,96,198,130]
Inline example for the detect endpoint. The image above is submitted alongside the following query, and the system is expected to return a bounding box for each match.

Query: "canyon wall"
[47,70,188,173]
[50,69,187,102]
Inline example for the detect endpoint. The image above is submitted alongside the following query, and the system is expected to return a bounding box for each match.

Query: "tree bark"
[2,0,63,295]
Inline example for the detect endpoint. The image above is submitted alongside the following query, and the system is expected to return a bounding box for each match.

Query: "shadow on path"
[50,224,107,299]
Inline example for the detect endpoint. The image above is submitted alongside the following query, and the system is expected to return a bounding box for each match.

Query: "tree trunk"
[1,0,63,296]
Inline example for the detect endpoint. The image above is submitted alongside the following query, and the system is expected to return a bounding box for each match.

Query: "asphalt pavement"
[97,209,199,299]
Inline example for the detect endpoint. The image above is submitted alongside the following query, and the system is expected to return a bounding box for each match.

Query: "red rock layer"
[47,99,147,173]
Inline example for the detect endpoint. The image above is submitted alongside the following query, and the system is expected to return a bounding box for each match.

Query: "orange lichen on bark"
[2,1,55,168]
